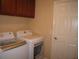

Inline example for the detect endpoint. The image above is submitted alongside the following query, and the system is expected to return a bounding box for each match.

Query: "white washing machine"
[16,30,44,59]
[0,32,28,59]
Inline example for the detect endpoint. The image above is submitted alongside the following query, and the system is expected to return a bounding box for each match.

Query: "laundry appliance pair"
[0,30,44,59]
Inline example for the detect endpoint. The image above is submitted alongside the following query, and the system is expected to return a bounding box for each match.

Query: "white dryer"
[16,30,44,59]
[0,32,28,59]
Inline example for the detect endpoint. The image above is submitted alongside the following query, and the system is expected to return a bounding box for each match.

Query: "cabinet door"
[16,0,35,18]
[29,0,35,18]
[0,0,1,14]
[16,0,23,16]
[22,0,35,18]
[0,0,16,16]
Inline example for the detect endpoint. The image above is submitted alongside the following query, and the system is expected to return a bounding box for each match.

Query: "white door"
[51,0,78,59]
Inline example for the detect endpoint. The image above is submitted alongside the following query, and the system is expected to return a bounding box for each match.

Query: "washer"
[16,30,44,59]
[0,32,28,59]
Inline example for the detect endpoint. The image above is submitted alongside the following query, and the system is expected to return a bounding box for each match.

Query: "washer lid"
[0,39,26,51]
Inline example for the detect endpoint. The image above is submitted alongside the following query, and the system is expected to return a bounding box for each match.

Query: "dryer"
[16,30,44,59]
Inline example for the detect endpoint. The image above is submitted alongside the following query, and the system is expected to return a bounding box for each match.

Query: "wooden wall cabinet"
[0,0,35,18]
